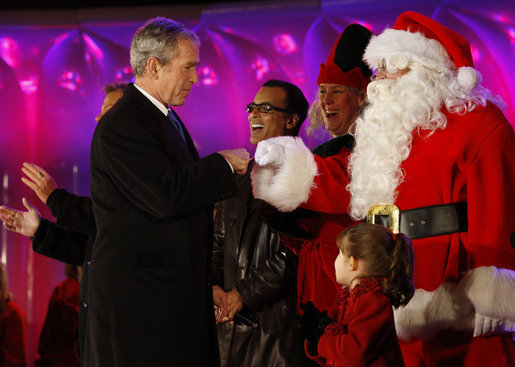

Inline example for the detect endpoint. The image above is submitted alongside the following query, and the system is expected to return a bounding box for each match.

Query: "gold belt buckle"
[366,204,400,234]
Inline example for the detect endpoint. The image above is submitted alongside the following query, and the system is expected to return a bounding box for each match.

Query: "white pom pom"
[457,67,480,91]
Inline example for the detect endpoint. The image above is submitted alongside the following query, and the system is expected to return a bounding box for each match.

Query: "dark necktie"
[167,109,186,143]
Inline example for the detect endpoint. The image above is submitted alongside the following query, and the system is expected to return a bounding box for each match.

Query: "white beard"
[348,66,448,220]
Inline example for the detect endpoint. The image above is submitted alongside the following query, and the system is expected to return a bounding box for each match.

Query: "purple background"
[0,0,514,363]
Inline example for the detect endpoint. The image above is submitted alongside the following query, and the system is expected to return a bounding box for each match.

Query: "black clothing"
[213,162,304,366]
[32,188,94,358]
[87,84,236,367]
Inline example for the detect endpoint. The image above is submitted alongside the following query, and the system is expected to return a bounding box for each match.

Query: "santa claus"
[252,11,515,366]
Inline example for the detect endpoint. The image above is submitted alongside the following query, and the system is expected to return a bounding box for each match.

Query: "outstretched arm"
[0,198,41,237]
[20,162,57,204]
[20,162,95,234]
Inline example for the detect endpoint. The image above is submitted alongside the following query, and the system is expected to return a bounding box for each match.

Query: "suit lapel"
[170,109,199,160]
[158,115,194,161]
[126,85,196,162]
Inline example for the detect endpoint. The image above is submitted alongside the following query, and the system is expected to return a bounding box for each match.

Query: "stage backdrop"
[0,0,514,363]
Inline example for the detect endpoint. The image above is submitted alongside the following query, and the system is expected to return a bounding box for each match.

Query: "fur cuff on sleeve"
[455,266,515,324]
[394,283,467,341]
[394,266,515,341]
[251,137,318,212]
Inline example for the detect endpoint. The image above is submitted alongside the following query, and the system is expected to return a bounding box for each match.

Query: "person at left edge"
[0,82,127,361]
[86,17,249,367]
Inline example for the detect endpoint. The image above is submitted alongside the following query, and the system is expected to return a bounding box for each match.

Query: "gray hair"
[130,17,200,77]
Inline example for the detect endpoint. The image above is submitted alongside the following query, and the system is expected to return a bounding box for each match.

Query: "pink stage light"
[200,66,218,86]
[273,33,297,54]
[507,27,515,44]
[0,37,20,68]
[53,32,69,45]
[221,27,234,34]
[58,70,82,92]
[251,56,269,80]
[83,33,104,60]
[115,66,134,82]
[491,13,509,24]
[470,44,482,63]
[19,78,38,94]
[351,20,374,32]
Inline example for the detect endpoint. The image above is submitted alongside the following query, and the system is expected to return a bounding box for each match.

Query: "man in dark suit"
[86,17,249,367]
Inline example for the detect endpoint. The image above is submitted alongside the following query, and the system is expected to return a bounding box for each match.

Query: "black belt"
[367,202,468,239]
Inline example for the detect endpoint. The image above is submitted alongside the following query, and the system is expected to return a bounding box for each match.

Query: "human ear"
[147,57,160,79]
[357,91,366,109]
[286,114,299,130]
[349,256,358,271]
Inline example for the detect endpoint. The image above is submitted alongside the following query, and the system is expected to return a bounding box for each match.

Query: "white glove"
[456,266,515,337]
[473,314,511,337]
[254,140,285,166]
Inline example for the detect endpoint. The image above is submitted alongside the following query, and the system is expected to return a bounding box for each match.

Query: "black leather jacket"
[213,163,304,366]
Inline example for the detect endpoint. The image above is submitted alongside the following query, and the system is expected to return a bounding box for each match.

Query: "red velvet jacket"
[313,278,405,367]
[0,298,27,367]
[35,277,80,367]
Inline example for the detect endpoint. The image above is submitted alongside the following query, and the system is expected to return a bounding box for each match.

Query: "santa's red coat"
[307,103,515,366]
[304,103,515,288]
[253,102,515,366]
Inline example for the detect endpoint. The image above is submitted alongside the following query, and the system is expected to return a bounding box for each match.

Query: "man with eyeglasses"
[212,79,309,366]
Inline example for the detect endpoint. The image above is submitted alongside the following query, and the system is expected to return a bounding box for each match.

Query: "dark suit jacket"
[32,188,95,359]
[86,84,236,367]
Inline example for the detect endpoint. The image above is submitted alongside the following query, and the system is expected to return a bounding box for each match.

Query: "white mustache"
[367,79,397,103]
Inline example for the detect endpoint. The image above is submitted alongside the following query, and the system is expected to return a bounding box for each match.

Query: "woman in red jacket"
[0,263,27,367]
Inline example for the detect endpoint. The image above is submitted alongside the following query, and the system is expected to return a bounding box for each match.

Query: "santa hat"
[364,11,480,92]
[317,23,373,90]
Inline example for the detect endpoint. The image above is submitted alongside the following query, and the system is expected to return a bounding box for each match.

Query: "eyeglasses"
[246,102,291,114]
[371,60,387,81]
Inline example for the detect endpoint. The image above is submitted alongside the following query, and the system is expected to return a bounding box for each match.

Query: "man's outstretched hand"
[0,198,41,237]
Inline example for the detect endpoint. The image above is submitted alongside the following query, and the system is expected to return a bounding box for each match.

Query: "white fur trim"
[364,28,455,73]
[455,266,515,323]
[457,66,480,91]
[251,136,318,212]
[394,282,470,341]
[394,266,515,340]
[393,288,434,340]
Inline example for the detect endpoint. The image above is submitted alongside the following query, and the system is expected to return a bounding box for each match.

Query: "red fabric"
[318,65,368,91]
[399,331,515,367]
[0,298,27,367]
[303,148,353,214]
[301,103,515,366]
[280,144,357,317]
[35,277,81,367]
[315,278,405,367]
[393,11,474,69]
[317,24,371,90]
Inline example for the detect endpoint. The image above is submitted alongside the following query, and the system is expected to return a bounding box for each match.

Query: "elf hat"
[364,11,480,91]
[317,23,373,90]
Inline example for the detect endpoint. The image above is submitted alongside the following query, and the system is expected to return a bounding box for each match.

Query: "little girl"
[299,222,415,366]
